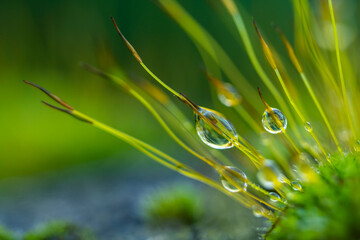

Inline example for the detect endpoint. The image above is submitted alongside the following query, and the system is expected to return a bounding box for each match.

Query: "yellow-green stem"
[328,0,357,141]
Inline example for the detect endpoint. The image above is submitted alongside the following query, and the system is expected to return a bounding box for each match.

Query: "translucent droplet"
[269,192,281,202]
[195,108,238,149]
[304,122,312,132]
[262,108,287,134]
[220,166,248,193]
[354,140,360,152]
[252,205,265,218]
[295,152,320,181]
[257,159,286,189]
[217,83,241,107]
[291,181,302,191]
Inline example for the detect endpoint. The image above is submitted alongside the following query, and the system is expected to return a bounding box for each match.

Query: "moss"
[23,221,96,240]
[0,226,15,240]
[267,152,360,240]
[141,183,204,227]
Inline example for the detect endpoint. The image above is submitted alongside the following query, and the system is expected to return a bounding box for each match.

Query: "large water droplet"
[269,192,282,202]
[262,108,287,134]
[304,122,312,132]
[195,108,238,149]
[217,83,241,107]
[220,166,248,193]
[257,159,286,189]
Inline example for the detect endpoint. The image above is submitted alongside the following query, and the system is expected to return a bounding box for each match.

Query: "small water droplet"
[257,159,286,189]
[354,140,360,152]
[262,108,287,134]
[269,192,281,202]
[291,181,302,191]
[304,122,312,132]
[217,83,241,107]
[252,205,265,218]
[195,108,238,149]
[220,166,248,192]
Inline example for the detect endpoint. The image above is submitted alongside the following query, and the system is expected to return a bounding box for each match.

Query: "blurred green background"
[0,0,294,178]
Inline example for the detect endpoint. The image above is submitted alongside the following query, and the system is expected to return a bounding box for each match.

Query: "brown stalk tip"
[252,18,258,31]
[252,20,277,70]
[178,93,199,111]
[80,62,109,79]
[42,101,93,124]
[42,101,70,113]
[257,87,269,109]
[24,80,74,110]
[110,17,143,63]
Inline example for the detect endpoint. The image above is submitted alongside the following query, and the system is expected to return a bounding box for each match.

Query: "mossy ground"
[23,222,95,240]
[268,152,360,240]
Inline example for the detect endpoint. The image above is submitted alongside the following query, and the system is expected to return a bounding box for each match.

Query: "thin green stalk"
[111,17,266,168]
[234,105,263,134]
[83,64,218,169]
[220,0,302,142]
[274,27,343,155]
[300,73,343,154]
[274,69,329,160]
[156,0,261,111]
[328,0,357,141]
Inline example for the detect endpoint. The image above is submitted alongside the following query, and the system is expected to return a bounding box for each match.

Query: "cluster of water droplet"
[195,108,238,149]
[262,108,287,134]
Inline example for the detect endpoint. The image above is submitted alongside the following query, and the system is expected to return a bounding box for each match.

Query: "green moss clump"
[0,226,15,240]
[23,221,96,240]
[141,183,204,227]
[268,152,360,240]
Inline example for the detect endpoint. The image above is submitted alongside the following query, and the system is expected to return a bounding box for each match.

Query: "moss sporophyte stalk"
[26,0,360,239]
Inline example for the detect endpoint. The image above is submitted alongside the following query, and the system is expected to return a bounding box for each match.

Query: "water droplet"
[295,153,320,181]
[220,166,248,193]
[252,205,265,218]
[195,108,238,149]
[291,181,302,191]
[257,159,286,189]
[262,108,287,134]
[217,83,241,107]
[269,192,281,202]
[304,122,312,132]
[354,140,360,152]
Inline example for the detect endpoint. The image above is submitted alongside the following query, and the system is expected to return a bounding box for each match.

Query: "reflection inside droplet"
[269,192,281,202]
[220,166,248,193]
[262,108,287,134]
[195,108,238,149]
[304,122,312,132]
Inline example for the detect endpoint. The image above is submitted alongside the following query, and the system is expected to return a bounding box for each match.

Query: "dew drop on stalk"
[217,83,241,107]
[269,192,282,202]
[304,122,312,132]
[257,159,286,189]
[354,140,360,152]
[219,166,248,193]
[291,181,303,191]
[252,205,265,218]
[262,108,287,134]
[195,108,238,149]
